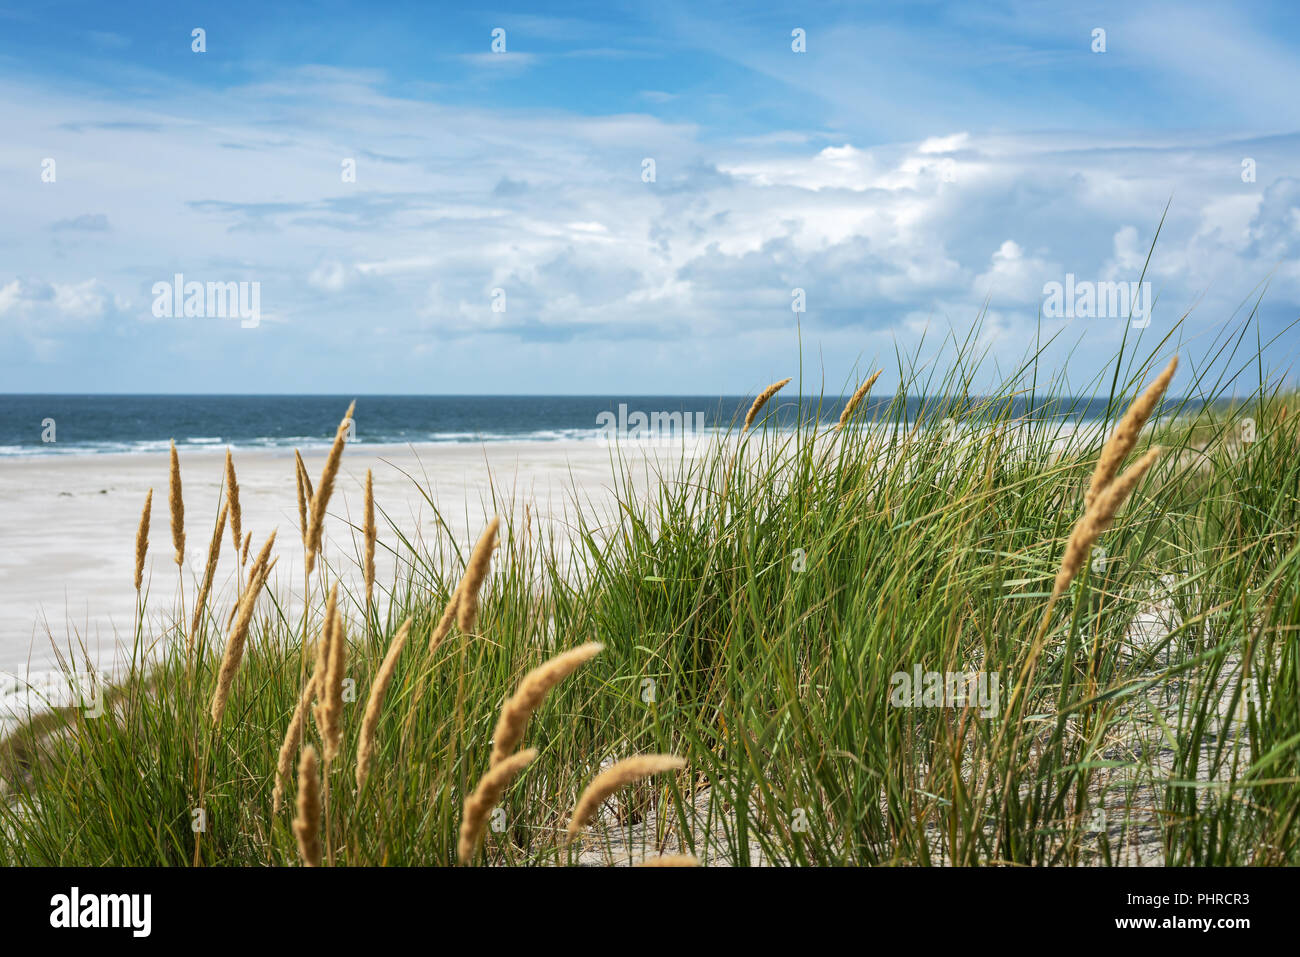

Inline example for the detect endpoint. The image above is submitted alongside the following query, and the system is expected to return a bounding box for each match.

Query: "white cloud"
[0,278,122,321]
[1,65,1298,392]
[918,132,970,154]
[972,240,1058,303]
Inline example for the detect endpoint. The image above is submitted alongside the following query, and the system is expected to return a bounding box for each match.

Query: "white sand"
[0,421,1091,684]
[0,439,696,679]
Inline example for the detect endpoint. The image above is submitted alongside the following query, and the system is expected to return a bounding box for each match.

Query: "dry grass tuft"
[133,489,152,591]
[1053,446,1162,600]
[273,670,318,814]
[224,449,242,562]
[187,502,228,655]
[295,449,314,502]
[305,401,355,577]
[363,469,376,608]
[293,745,322,867]
[355,617,411,790]
[168,440,185,566]
[636,854,700,867]
[427,589,460,655]
[294,463,307,545]
[315,584,347,764]
[565,754,686,846]
[209,533,274,723]
[457,748,537,864]
[311,585,339,737]
[456,517,499,636]
[836,369,883,432]
[744,378,792,431]
[1084,356,1177,511]
[247,530,277,583]
[491,642,603,767]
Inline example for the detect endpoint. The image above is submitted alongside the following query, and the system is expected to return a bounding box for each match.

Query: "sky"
[1,0,1299,395]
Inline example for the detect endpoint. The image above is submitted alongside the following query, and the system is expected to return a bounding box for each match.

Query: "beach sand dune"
[0,440,688,677]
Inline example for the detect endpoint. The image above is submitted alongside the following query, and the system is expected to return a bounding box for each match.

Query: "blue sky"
[1,0,1299,394]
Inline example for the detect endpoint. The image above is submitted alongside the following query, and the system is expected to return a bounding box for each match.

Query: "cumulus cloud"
[918,133,970,155]
[973,240,1059,304]
[1,63,1298,392]
[0,277,127,362]
[1247,178,1300,259]
[0,278,123,321]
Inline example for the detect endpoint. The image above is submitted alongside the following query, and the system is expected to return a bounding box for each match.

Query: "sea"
[0,394,1137,457]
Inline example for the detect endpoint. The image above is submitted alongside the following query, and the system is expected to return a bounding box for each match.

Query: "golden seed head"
[293,745,322,867]
[133,488,153,591]
[187,502,229,655]
[1054,446,1162,600]
[209,541,271,724]
[168,440,185,566]
[356,617,412,791]
[744,378,792,431]
[312,583,346,764]
[456,517,500,635]
[248,529,277,581]
[1085,356,1177,511]
[458,748,538,865]
[294,467,307,544]
[836,369,883,432]
[565,754,686,846]
[636,854,700,867]
[363,469,376,607]
[273,670,318,814]
[491,642,604,767]
[294,449,314,503]
[305,402,355,577]
[428,588,460,655]
[312,584,339,725]
[224,449,242,559]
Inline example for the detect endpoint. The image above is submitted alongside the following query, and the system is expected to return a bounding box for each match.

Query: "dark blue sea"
[0,394,1132,456]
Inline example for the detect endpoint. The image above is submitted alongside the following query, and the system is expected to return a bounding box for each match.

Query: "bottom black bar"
[0,866,1277,942]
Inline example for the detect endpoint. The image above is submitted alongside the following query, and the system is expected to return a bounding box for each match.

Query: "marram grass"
[744,377,791,431]
[356,617,411,790]
[565,754,686,846]
[133,488,152,592]
[491,641,604,767]
[3,319,1300,867]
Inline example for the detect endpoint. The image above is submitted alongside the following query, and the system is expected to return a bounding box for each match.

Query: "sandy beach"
[0,439,687,678]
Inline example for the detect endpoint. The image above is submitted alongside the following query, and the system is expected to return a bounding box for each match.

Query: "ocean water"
[0,394,1127,457]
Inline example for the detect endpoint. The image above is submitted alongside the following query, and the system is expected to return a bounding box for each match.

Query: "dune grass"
[1,316,1298,866]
